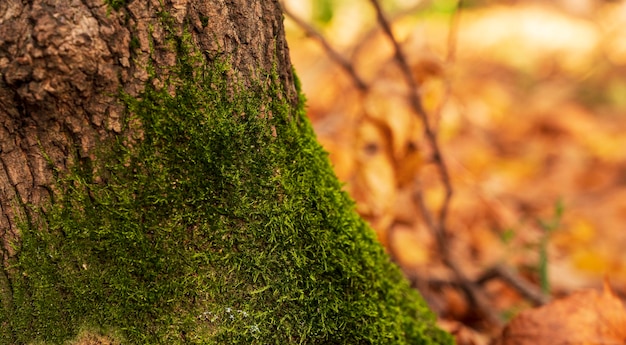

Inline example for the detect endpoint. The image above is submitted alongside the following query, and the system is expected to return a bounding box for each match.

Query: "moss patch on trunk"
[1,31,453,345]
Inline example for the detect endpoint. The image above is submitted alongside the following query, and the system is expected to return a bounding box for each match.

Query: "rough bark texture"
[0,0,294,255]
[0,0,451,344]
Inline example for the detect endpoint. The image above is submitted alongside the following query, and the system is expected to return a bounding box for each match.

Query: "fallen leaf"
[389,222,431,266]
[497,281,626,345]
[351,118,397,243]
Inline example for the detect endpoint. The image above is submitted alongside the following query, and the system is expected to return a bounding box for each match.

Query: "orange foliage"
[497,281,626,345]
[285,0,626,342]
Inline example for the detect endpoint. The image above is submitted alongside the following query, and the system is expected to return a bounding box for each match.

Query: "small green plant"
[499,198,564,295]
[499,227,516,245]
[536,198,564,294]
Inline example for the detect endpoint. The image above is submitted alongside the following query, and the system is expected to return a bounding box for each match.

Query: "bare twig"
[477,264,550,306]
[404,264,546,324]
[349,2,430,62]
[367,0,505,326]
[415,188,502,326]
[403,268,502,328]
[280,3,369,92]
[367,0,453,231]
[284,0,544,328]
[406,262,551,308]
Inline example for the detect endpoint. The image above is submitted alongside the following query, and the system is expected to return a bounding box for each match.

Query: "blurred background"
[282,0,626,341]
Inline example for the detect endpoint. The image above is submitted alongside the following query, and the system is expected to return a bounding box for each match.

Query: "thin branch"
[477,264,550,306]
[415,188,449,261]
[349,2,430,62]
[367,0,453,232]
[280,3,369,92]
[368,0,505,326]
[406,262,551,308]
[415,187,502,327]
[404,268,503,328]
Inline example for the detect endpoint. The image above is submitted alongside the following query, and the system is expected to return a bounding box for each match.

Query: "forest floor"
[284,0,626,343]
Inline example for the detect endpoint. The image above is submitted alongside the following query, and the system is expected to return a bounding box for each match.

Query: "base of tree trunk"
[0,3,452,344]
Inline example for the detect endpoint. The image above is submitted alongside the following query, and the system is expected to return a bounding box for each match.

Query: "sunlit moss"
[2,23,452,345]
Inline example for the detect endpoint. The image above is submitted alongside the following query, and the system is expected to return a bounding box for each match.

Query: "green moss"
[105,0,126,11]
[129,35,140,53]
[199,16,209,28]
[1,27,453,345]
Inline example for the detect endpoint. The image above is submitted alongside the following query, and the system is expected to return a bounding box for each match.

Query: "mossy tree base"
[0,6,453,345]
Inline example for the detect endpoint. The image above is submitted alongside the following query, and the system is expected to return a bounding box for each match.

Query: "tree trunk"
[0,0,452,343]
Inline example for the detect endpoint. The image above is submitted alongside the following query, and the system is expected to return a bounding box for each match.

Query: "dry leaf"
[497,281,626,345]
[364,66,425,188]
[351,119,397,243]
[389,223,431,266]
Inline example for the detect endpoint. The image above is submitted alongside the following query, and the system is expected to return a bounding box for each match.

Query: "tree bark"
[0,0,451,344]
[0,0,294,246]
